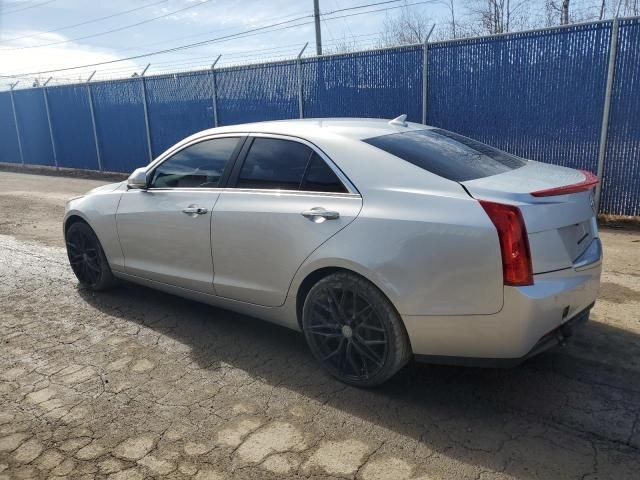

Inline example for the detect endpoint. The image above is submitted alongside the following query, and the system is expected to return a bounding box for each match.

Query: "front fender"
[64,189,125,270]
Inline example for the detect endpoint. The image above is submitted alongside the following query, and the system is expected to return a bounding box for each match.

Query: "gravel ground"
[1,170,639,480]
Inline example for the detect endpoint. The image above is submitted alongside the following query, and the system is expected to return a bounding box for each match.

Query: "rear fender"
[289,194,504,317]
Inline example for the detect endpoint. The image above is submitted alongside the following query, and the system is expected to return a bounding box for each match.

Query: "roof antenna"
[389,114,407,127]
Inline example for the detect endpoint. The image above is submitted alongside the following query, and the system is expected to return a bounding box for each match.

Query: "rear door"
[211,134,362,307]
[116,135,243,293]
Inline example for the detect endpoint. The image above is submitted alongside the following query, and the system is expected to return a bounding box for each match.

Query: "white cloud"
[0,31,143,87]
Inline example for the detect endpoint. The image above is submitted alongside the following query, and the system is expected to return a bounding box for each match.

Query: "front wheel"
[65,221,116,291]
[302,272,411,387]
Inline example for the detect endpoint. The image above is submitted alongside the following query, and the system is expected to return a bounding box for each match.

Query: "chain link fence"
[0,17,638,215]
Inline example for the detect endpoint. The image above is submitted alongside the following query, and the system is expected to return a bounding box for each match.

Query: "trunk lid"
[462,161,598,274]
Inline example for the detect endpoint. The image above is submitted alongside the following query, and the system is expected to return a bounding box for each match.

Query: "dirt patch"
[598,213,640,231]
[1,169,640,479]
[0,162,128,182]
[0,171,111,247]
[599,282,640,304]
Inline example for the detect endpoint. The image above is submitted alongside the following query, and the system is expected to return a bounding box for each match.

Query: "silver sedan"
[64,117,602,386]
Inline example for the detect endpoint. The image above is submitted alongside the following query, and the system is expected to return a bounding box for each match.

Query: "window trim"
[227,133,358,195]
[144,134,247,191]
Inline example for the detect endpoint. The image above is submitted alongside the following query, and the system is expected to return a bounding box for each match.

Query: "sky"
[0,0,618,89]
[0,0,451,87]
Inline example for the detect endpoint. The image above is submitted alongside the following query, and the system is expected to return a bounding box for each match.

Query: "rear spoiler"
[530,170,598,197]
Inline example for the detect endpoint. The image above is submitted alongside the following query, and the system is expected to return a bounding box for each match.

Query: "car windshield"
[363,128,527,182]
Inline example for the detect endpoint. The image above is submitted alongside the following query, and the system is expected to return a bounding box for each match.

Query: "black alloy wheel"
[65,221,116,291]
[302,272,411,387]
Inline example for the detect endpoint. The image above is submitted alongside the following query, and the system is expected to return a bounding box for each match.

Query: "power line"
[84,8,311,57]
[0,11,314,73]
[1,0,432,78]
[2,0,169,43]
[88,0,404,59]
[0,0,56,15]
[1,0,38,8]
[3,0,402,53]
[1,2,416,79]
[112,35,384,76]
[1,0,215,50]
[79,33,383,79]
[3,35,386,87]
[332,0,358,45]
[102,34,383,74]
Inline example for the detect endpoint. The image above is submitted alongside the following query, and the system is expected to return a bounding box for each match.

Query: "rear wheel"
[65,221,116,291]
[302,272,411,387]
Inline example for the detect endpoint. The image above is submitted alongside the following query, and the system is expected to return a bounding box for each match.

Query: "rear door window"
[301,153,348,193]
[236,137,312,190]
[363,128,526,182]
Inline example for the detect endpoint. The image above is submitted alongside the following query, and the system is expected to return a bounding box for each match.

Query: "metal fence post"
[595,17,619,212]
[211,55,221,127]
[296,43,308,119]
[9,82,25,165]
[422,24,436,125]
[42,77,58,169]
[86,71,103,171]
[140,64,153,163]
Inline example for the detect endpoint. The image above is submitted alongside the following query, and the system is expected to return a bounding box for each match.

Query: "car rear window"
[363,128,527,182]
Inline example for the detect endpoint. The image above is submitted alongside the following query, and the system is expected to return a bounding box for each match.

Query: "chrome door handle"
[301,207,340,222]
[182,205,208,215]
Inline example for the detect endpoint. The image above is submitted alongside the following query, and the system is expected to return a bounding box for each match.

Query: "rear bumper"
[414,303,592,367]
[403,239,602,363]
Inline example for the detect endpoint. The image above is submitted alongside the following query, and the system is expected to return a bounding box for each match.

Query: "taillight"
[479,200,533,286]
[530,170,598,197]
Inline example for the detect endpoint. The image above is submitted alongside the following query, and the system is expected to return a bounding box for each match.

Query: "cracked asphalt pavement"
[1,170,639,479]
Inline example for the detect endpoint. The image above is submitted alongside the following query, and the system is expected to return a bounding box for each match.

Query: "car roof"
[196,117,433,141]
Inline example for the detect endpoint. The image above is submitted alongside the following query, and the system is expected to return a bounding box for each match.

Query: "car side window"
[236,138,312,190]
[151,137,240,188]
[301,153,348,193]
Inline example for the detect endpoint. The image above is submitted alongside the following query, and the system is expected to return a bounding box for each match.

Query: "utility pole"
[313,0,322,55]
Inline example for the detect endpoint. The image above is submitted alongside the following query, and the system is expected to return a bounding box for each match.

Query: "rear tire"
[302,271,411,387]
[65,222,116,291]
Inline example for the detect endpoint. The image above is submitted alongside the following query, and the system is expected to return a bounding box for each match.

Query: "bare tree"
[465,0,502,34]
[464,0,531,35]
[445,0,458,39]
[380,1,435,46]
[599,0,607,19]
[326,34,361,54]
[545,0,572,26]
[561,0,571,24]
[617,0,639,15]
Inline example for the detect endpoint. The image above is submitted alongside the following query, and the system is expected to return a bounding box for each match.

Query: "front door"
[116,136,242,293]
[212,135,362,306]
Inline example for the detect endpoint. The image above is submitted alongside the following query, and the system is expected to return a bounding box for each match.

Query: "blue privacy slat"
[3,18,639,215]
[47,85,98,170]
[600,19,640,216]
[216,61,298,125]
[145,71,215,157]
[90,79,148,173]
[0,92,21,164]
[428,22,611,175]
[302,46,423,122]
[13,89,55,166]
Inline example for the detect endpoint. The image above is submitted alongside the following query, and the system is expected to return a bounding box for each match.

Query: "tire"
[302,271,412,387]
[65,221,117,291]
